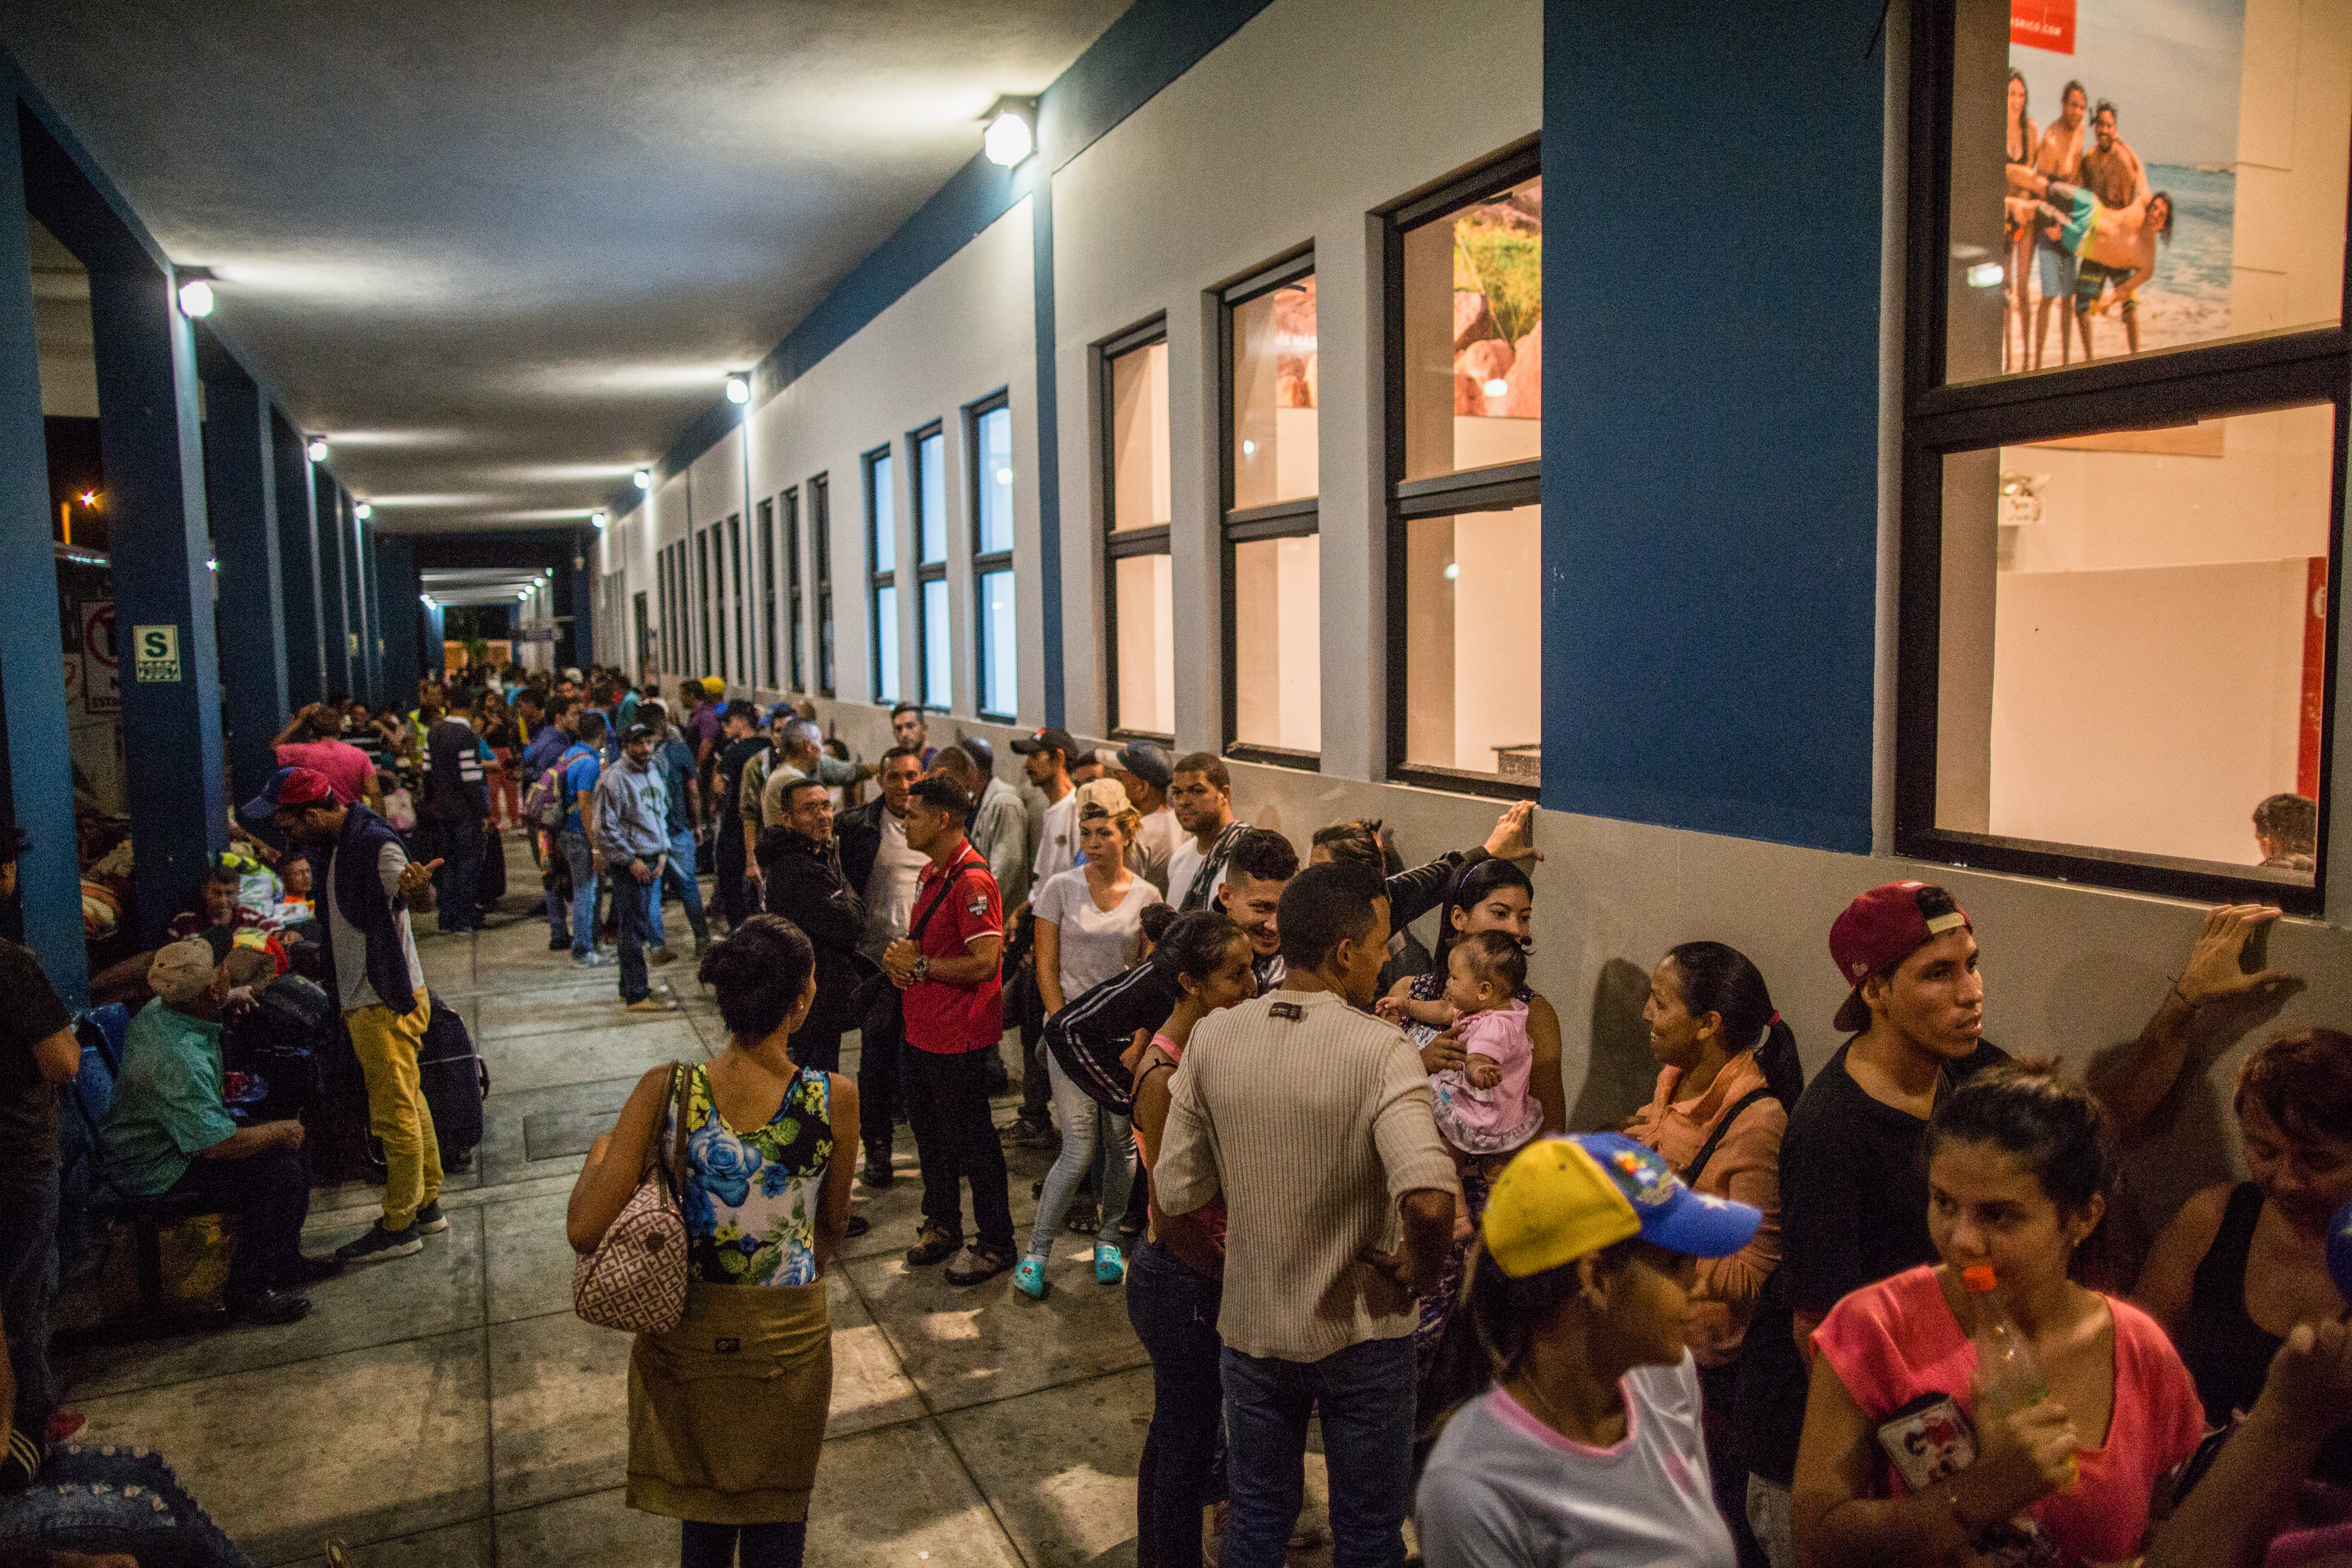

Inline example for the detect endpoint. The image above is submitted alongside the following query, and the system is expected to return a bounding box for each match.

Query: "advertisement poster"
[2005,0,2243,365]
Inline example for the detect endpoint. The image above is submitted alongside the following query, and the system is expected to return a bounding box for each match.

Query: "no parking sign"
[79,601,119,713]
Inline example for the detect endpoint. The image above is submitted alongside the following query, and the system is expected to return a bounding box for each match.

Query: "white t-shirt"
[324,839,425,1013]
[1167,833,1207,912]
[1033,866,1162,1003]
[1029,791,1078,898]
[861,808,928,960]
[1415,1357,1733,1568]
[1133,806,1179,895]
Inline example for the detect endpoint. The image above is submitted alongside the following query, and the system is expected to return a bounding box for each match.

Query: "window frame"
[783,486,805,694]
[911,420,950,711]
[1380,140,1544,802]
[1099,316,1175,742]
[1892,2,2351,914]
[656,548,671,674]
[759,497,778,690]
[726,511,745,685]
[813,474,834,697]
[695,529,713,681]
[1218,247,1322,771]
[864,445,898,703]
[967,389,1018,722]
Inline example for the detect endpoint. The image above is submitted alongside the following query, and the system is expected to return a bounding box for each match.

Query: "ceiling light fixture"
[354,501,372,520]
[633,469,653,490]
[591,511,608,530]
[307,436,330,463]
[982,96,1037,167]
[176,269,216,318]
[724,375,750,405]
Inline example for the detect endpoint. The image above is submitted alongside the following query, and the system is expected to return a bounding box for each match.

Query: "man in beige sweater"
[1155,859,1458,1568]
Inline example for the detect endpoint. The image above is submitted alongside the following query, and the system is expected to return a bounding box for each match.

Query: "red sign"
[2012,0,2075,53]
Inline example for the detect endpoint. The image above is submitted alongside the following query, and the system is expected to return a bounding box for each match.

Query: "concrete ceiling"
[0,1,1127,533]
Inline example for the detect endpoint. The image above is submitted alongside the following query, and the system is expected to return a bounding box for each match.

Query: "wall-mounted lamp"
[633,469,653,491]
[307,436,330,463]
[419,593,434,606]
[175,267,216,318]
[354,501,373,520]
[724,374,750,406]
[591,510,608,530]
[982,96,1037,168]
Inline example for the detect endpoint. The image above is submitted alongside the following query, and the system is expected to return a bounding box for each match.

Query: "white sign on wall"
[79,601,119,713]
[133,623,181,683]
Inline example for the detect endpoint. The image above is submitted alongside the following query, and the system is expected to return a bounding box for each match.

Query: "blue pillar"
[423,600,445,675]
[0,108,87,999]
[379,533,419,704]
[87,245,227,947]
[359,522,383,704]
[315,469,352,697]
[203,370,289,809]
[272,408,324,708]
[567,533,592,671]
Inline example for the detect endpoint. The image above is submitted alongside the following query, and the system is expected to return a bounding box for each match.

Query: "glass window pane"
[1231,278,1317,508]
[1402,504,1542,779]
[1402,177,1542,481]
[921,578,951,706]
[919,431,946,563]
[871,454,895,573]
[1231,534,1321,752]
[873,584,899,702]
[1935,401,2330,880]
[978,408,1015,554]
[980,568,1017,716]
[1111,342,1172,530]
[1114,552,1175,735]
[1946,0,2345,383]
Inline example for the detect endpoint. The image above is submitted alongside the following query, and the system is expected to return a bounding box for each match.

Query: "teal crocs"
[1095,1243,1126,1284]
[1013,1256,1049,1299]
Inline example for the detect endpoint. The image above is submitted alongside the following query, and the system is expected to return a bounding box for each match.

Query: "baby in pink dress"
[1381,932,1541,1234]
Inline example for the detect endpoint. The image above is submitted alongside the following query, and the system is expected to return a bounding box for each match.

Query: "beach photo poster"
[2005,0,2242,363]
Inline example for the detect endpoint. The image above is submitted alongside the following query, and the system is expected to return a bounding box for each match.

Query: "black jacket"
[760,826,870,1035]
[835,797,888,901]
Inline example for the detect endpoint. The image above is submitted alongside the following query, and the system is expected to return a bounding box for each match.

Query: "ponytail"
[1664,940,1805,1109]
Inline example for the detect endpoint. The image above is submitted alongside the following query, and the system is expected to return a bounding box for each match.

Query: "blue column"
[424,600,445,674]
[0,110,87,999]
[204,370,289,809]
[567,533,592,671]
[88,251,227,947]
[359,521,383,704]
[272,408,324,708]
[314,469,352,697]
[379,533,419,704]
[1027,159,1064,728]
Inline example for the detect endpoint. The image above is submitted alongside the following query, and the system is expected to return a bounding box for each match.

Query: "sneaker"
[227,1289,313,1326]
[414,1199,449,1235]
[2,1425,47,1490]
[547,934,571,951]
[571,950,612,968]
[649,947,677,967]
[47,1411,85,1444]
[1013,1256,1049,1299]
[905,1225,961,1267]
[336,1221,423,1264]
[1095,1243,1127,1285]
[944,1245,1015,1287]
[844,1214,871,1239]
[625,995,679,1013]
[1007,1121,1061,1152]
[285,1254,347,1286]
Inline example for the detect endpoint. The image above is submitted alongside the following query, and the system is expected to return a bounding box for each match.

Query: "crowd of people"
[2,662,2349,1568]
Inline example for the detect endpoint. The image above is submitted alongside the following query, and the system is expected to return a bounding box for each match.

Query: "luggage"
[418,989,490,1172]
[478,822,508,906]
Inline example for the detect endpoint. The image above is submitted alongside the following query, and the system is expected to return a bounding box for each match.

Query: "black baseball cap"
[1010,727,1078,761]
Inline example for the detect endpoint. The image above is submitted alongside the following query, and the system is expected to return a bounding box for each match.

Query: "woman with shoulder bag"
[567,915,859,1568]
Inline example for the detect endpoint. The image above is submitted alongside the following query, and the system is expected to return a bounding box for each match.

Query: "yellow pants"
[345,991,444,1231]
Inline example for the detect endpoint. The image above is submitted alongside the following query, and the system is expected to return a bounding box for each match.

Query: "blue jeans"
[647,827,709,949]
[559,829,598,958]
[1219,1334,1417,1568]
[1127,1237,1224,1568]
[610,858,653,1002]
[1029,1053,1131,1260]
[0,1160,60,1435]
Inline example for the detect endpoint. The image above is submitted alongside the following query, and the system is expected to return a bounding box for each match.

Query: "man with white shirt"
[1110,740,1179,895]
[1168,752,1248,912]
[1013,727,1080,896]
[836,746,929,1186]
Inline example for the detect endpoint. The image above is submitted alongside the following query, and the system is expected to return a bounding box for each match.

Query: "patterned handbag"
[573,1063,693,1333]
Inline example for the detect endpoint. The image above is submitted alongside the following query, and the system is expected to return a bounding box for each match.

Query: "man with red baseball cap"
[1736,879,2005,1561]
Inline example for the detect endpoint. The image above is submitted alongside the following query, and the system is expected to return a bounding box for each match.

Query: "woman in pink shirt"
[1792,1063,2204,1568]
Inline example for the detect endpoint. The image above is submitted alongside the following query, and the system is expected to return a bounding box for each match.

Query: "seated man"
[100,941,338,1327]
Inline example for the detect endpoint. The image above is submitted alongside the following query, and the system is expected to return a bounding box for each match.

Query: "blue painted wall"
[1541,0,1886,853]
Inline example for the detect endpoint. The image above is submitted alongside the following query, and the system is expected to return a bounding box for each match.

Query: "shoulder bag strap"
[906,857,982,948]
[649,1061,691,1204]
[1680,1086,1773,1189]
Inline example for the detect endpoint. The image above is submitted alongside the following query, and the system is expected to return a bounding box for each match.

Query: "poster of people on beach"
[2000,0,2240,372]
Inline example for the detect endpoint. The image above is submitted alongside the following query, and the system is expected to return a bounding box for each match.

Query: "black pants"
[857,999,902,1167]
[434,811,484,932]
[165,1143,311,1307]
[902,1045,1014,1254]
[1127,1236,1225,1568]
[715,821,753,929]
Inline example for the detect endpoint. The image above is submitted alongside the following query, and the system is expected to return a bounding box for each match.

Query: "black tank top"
[2179,1182,2352,1484]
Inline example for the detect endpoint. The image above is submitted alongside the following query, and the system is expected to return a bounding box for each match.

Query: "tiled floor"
[54,850,1341,1566]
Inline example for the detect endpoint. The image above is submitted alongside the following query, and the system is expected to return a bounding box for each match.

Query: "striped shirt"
[1154,989,1460,1363]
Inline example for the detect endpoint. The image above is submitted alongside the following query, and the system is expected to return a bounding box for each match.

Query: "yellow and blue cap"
[1482,1133,1762,1279]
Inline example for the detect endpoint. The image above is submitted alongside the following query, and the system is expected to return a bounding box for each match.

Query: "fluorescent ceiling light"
[1483,378,1508,398]
[176,277,214,318]
[633,469,653,490]
[307,437,329,462]
[982,97,1036,167]
[724,375,750,405]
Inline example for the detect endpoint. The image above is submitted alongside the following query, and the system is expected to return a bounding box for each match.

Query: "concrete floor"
[56,849,1341,1566]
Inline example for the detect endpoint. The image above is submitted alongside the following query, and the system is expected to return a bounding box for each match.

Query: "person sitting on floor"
[99,940,341,1327]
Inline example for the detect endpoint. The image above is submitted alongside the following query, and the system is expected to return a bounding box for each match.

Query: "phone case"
[1876,1391,1978,1492]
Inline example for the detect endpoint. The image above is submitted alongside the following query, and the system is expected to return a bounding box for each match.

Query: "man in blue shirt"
[103,941,338,1325]
[559,711,609,966]
[638,699,709,964]
[592,724,676,1012]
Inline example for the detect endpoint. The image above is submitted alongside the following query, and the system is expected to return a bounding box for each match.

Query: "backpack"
[524,744,587,831]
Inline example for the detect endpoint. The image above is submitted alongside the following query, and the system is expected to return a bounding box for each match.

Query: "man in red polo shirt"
[885,775,1014,1285]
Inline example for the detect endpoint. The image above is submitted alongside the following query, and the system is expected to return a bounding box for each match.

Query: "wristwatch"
[912,955,931,982]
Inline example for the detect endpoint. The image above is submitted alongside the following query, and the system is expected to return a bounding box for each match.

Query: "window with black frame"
[727,512,745,684]
[912,422,950,710]
[813,474,833,697]
[865,446,900,703]
[1221,251,1321,765]
[1385,140,1542,795]
[656,549,670,673]
[1101,320,1172,738]
[970,393,1017,721]
[759,498,779,689]
[1899,0,2347,911]
[783,486,805,693]
[696,530,713,680]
